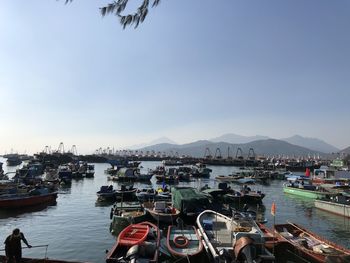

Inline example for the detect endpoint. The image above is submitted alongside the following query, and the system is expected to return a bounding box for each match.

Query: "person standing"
[4,228,32,263]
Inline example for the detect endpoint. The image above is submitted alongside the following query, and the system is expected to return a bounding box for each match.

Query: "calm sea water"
[1,159,350,262]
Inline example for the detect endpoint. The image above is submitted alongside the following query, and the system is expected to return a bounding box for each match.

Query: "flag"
[271,202,276,216]
[305,168,310,177]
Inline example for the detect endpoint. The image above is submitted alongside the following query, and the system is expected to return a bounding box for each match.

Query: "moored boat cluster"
[1,153,350,263]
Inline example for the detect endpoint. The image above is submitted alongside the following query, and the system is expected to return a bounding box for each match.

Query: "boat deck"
[168,228,201,255]
[204,221,234,248]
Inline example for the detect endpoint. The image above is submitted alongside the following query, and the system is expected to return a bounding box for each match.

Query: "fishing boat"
[155,168,179,184]
[215,174,242,182]
[96,185,117,202]
[283,178,330,199]
[106,221,160,263]
[114,168,138,181]
[58,165,73,184]
[109,201,149,236]
[166,225,203,258]
[172,187,211,221]
[115,184,137,201]
[136,188,157,202]
[196,210,274,263]
[6,156,22,166]
[114,168,153,182]
[191,163,212,178]
[274,222,350,263]
[0,188,58,208]
[85,164,95,178]
[314,192,350,217]
[155,186,172,201]
[43,168,59,182]
[162,159,183,166]
[223,185,265,205]
[143,201,180,224]
[235,178,256,185]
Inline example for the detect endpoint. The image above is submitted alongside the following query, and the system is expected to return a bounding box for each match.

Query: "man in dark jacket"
[4,228,32,263]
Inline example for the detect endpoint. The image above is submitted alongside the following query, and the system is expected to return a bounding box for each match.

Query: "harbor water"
[1,159,350,262]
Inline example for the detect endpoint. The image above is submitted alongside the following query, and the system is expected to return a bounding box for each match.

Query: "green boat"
[109,201,149,236]
[283,185,329,199]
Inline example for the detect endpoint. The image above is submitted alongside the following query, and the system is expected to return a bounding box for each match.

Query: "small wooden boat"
[143,201,180,224]
[274,222,350,263]
[166,225,203,258]
[106,221,160,263]
[118,223,150,246]
[197,210,274,263]
[257,223,295,262]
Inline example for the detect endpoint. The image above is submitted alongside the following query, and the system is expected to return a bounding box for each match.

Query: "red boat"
[274,222,350,263]
[0,192,58,208]
[106,222,160,263]
[118,223,150,246]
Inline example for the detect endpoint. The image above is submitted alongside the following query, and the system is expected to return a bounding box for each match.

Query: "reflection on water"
[0,159,349,262]
[0,202,57,219]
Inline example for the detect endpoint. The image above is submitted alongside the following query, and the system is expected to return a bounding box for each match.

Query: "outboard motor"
[234,237,256,263]
[125,245,139,262]
[218,248,234,263]
[238,244,256,263]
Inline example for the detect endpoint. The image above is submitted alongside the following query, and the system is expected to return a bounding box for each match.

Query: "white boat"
[196,210,274,263]
[315,193,350,218]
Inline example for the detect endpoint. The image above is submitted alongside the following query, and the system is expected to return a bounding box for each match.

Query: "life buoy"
[173,235,189,248]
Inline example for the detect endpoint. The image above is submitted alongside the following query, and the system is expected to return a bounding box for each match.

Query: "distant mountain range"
[132,133,345,157]
[341,146,350,155]
[210,133,340,153]
[210,134,269,144]
[128,137,177,150]
[138,139,323,158]
[281,135,339,154]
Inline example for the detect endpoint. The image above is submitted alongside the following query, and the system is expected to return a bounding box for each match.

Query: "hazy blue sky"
[1,0,349,154]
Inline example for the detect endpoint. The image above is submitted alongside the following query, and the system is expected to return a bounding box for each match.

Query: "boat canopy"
[172,187,210,215]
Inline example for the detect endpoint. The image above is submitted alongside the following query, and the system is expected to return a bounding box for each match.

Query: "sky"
[0,0,350,154]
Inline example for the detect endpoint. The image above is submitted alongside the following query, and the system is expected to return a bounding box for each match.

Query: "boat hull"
[106,222,160,263]
[315,199,350,218]
[0,192,58,208]
[197,210,274,263]
[274,223,350,263]
[110,210,149,236]
[146,208,180,224]
[283,186,327,199]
